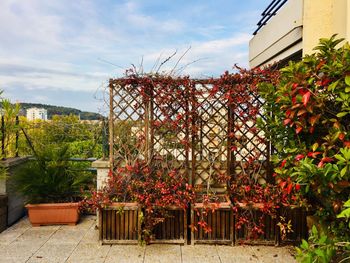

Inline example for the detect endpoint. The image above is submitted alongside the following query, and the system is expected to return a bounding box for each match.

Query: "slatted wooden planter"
[99,203,141,244]
[235,204,307,245]
[277,206,307,245]
[235,203,278,245]
[191,195,234,245]
[149,206,187,244]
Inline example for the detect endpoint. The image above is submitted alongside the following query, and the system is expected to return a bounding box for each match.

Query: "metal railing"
[253,0,288,35]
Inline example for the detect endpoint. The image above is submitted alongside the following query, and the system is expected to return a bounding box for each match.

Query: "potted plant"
[129,158,194,244]
[10,145,93,226]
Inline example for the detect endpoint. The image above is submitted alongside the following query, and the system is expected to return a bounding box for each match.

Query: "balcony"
[249,0,303,67]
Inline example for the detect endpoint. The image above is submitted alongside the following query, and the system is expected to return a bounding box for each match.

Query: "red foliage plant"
[84,65,298,242]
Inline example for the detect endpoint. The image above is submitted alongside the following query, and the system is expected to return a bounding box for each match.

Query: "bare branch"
[156,50,177,73]
[169,46,191,76]
[98,58,125,70]
[174,57,207,76]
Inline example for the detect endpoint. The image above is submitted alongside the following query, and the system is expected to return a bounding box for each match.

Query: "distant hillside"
[18,103,103,120]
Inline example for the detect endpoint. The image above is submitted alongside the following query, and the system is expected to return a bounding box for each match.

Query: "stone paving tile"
[144,244,181,263]
[79,225,99,244]
[16,228,57,243]
[72,215,96,229]
[66,243,110,263]
[0,229,27,245]
[0,216,300,263]
[7,217,31,230]
[104,245,145,263]
[27,243,76,263]
[0,256,30,263]
[182,245,221,263]
[4,240,43,260]
[46,228,86,245]
[249,246,296,263]
[216,245,260,263]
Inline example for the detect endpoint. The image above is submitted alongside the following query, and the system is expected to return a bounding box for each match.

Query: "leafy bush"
[259,35,350,262]
[11,145,94,204]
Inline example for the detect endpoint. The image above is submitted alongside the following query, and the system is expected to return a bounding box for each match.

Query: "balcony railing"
[253,0,288,35]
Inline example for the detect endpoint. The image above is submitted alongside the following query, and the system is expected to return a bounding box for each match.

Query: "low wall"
[0,157,28,226]
[0,195,7,233]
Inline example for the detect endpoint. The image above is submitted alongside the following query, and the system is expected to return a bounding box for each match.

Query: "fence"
[0,115,107,160]
[107,75,309,245]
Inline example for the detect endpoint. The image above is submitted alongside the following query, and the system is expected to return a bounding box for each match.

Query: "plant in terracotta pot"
[11,145,93,226]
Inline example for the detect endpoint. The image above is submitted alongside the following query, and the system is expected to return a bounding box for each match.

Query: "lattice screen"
[109,79,271,187]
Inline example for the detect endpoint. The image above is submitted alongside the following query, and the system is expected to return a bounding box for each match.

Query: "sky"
[0,0,270,114]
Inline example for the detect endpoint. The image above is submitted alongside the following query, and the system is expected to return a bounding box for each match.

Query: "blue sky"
[0,0,270,114]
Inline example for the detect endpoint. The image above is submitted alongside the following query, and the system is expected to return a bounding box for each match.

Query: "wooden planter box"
[26,203,79,226]
[191,195,234,245]
[234,203,307,245]
[235,203,277,245]
[277,206,307,245]
[149,205,187,244]
[99,203,141,244]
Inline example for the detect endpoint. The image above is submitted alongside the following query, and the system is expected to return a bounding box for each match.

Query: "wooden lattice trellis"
[108,78,272,189]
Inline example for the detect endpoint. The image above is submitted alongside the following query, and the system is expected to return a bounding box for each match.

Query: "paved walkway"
[0,216,296,263]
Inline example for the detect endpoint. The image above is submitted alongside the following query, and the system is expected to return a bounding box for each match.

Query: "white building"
[26,108,48,121]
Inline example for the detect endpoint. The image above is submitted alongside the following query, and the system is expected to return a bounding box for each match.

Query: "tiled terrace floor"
[0,215,296,263]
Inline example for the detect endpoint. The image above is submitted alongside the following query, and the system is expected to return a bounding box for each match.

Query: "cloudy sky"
[0,0,270,114]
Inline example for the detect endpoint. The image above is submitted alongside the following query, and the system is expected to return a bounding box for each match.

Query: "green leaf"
[312,225,318,236]
[318,235,327,245]
[345,75,350,86]
[340,167,347,177]
[315,248,325,258]
[328,80,339,91]
[344,199,350,207]
[336,112,348,118]
[301,239,309,249]
[337,207,350,218]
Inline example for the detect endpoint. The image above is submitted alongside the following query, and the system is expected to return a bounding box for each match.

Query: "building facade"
[26,108,48,121]
[249,0,350,68]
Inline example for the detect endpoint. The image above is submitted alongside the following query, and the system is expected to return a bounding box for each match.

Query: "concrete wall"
[0,195,7,233]
[303,0,350,55]
[0,157,28,226]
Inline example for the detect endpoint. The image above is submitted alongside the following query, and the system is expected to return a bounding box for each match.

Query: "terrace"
[0,216,295,262]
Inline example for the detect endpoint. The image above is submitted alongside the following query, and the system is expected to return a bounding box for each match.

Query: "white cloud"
[0,0,264,112]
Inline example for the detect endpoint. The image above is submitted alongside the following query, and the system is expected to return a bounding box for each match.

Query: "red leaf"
[296,126,303,134]
[283,118,292,126]
[280,159,287,168]
[297,109,307,116]
[321,157,333,163]
[279,181,287,189]
[295,154,305,161]
[339,133,345,141]
[344,141,350,148]
[302,91,311,107]
[286,183,293,194]
[307,152,322,158]
[309,114,320,126]
[317,161,324,168]
[295,184,301,191]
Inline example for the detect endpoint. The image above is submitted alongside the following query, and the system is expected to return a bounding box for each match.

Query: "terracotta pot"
[25,202,79,226]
